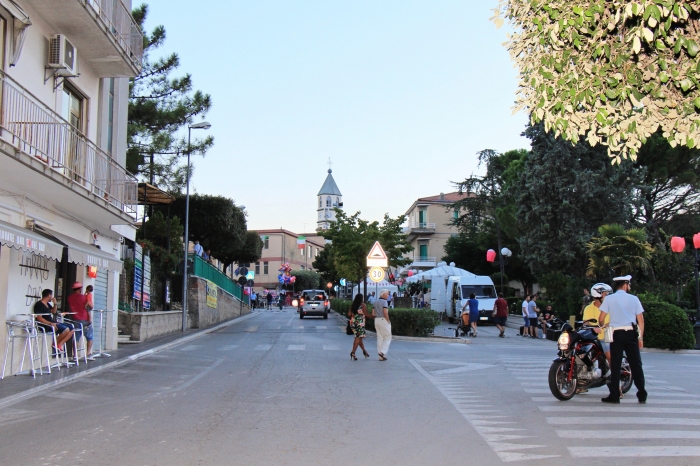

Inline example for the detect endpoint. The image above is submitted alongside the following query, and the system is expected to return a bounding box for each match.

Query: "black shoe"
[638,397,647,404]
[601,396,620,404]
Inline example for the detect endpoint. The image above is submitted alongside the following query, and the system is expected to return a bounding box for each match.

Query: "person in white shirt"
[521,295,531,337]
[598,275,647,404]
[193,240,203,257]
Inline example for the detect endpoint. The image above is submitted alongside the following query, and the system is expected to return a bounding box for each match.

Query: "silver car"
[298,290,329,319]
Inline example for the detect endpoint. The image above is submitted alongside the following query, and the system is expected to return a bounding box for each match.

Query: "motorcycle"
[549,319,633,401]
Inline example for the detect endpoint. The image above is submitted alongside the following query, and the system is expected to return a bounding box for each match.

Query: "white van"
[432,275,498,322]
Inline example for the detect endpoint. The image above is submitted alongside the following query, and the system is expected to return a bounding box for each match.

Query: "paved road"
[1,308,699,465]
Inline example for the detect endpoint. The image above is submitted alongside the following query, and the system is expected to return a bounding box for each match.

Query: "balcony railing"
[0,72,137,217]
[408,222,436,230]
[189,254,250,305]
[88,0,144,70]
[411,256,437,264]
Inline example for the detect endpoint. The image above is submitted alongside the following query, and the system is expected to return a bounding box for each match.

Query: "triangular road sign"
[366,241,388,267]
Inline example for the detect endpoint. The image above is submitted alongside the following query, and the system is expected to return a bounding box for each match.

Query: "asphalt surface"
[0,308,699,465]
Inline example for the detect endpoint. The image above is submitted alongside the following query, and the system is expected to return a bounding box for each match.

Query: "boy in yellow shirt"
[583,283,613,368]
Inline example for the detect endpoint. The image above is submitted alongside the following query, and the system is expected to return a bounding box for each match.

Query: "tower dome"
[317,167,342,229]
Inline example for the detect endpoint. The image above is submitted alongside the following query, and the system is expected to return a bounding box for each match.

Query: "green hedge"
[331,299,439,337]
[639,299,695,350]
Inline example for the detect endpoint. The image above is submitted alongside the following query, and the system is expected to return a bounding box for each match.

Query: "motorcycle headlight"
[557,332,570,350]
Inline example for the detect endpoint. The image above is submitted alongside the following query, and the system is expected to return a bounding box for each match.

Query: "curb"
[0,311,259,410]
[641,347,700,354]
[331,311,470,344]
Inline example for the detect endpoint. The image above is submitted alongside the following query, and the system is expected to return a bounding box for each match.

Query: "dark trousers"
[609,329,646,400]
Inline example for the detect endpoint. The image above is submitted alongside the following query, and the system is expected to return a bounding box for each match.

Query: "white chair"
[2,321,46,378]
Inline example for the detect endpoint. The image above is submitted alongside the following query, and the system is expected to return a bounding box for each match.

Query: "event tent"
[405,263,476,283]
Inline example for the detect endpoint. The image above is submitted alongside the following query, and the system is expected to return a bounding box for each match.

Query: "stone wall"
[118,310,186,342]
[118,276,251,342]
[187,276,251,329]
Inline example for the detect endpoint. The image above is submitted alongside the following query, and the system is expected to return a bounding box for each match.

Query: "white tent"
[405,263,476,283]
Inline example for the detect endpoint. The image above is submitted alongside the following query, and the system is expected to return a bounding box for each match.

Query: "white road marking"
[539,406,700,414]
[496,452,560,462]
[532,397,700,406]
[559,430,700,439]
[316,326,327,329]
[45,391,89,400]
[254,344,272,351]
[287,345,306,351]
[180,345,202,351]
[569,446,700,457]
[220,345,238,350]
[547,416,700,426]
[323,345,339,351]
[489,443,549,452]
[245,326,258,332]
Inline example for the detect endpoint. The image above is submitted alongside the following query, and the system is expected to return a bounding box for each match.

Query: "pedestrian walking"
[348,294,370,360]
[367,292,376,305]
[386,291,393,309]
[462,293,480,337]
[521,295,531,337]
[370,289,391,360]
[251,292,257,310]
[493,292,508,337]
[193,240,203,257]
[527,294,540,338]
[598,275,647,404]
[266,292,273,310]
[278,293,284,310]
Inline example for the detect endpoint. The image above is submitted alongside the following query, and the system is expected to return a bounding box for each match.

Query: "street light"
[182,121,212,332]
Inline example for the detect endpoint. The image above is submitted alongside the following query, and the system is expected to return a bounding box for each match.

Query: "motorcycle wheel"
[620,357,633,394]
[548,359,577,401]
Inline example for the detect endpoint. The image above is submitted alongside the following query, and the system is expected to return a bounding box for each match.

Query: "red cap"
[72,281,83,289]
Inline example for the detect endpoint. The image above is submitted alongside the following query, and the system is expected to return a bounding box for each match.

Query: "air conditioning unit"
[48,34,77,75]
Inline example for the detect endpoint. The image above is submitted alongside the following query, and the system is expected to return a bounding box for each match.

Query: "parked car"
[298,290,330,319]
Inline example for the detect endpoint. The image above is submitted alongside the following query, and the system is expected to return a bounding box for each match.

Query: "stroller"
[454,310,474,337]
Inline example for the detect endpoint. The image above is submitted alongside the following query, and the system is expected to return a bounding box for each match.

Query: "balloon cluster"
[277,263,296,285]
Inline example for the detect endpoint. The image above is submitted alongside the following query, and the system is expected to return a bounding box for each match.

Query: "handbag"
[346,322,353,335]
[604,326,614,343]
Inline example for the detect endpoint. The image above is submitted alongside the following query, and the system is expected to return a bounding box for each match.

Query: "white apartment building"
[0,0,142,369]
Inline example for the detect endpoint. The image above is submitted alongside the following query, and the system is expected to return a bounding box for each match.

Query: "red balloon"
[486,249,497,262]
[408,271,413,277]
[670,236,686,253]
[694,233,700,249]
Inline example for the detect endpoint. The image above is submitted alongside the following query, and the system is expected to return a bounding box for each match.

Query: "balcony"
[0,71,137,218]
[22,0,143,76]
[410,256,437,267]
[404,222,436,238]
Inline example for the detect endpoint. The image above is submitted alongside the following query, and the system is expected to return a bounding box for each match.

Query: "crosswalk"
[501,356,700,460]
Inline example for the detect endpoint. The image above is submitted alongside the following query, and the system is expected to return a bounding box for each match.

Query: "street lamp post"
[181,121,212,332]
[693,234,700,350]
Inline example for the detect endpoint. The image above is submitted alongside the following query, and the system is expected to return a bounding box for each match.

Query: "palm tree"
[586,224,653,279]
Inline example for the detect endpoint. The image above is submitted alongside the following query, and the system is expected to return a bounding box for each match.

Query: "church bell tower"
[317,160,343,230]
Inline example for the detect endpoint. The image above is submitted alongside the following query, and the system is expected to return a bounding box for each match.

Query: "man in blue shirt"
[598,275,647,404]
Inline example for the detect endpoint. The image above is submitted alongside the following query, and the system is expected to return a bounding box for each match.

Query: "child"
[85,285,94,311]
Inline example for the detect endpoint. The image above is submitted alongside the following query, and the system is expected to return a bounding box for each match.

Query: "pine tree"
[128,4,213,192]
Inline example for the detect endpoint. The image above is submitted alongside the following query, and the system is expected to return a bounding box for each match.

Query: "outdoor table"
[90,309,115,358]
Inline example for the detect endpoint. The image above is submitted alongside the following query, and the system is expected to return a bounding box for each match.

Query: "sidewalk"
[0,312,258,408]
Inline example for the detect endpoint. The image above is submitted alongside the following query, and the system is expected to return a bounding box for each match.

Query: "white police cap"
[612,275,632,282]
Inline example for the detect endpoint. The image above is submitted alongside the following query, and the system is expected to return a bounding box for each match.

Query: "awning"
[0,0,31,66]
[37,227,123,273]
[0,219,63,260]
[138,183,174,205]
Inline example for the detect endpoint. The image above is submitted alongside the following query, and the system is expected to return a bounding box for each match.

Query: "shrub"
[387,308,440,337]
[330,298,351,316]
[639,299,695,350]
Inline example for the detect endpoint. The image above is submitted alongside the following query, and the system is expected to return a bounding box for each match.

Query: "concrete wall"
[187,276,250,329]
[118,310,185,342]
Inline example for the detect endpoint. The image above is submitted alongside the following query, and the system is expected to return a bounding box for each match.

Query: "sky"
[143,0,529,233]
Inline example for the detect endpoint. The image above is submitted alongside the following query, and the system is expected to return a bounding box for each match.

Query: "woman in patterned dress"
[348,293,370,360]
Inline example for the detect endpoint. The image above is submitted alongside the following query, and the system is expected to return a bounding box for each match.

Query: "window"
[453,208,459,220]
[335,197,339,206]
[461,285,496,299]
[62,83,84,132]
[309,246,313,258]
[326,196,331,207]
[264,238,269,249]
[418,209,427,226]
[255,263,260,275]
[263,262,268,274]
[319,197,322,208]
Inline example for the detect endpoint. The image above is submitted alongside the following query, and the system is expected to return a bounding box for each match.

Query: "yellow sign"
[369,267,385,283]
[206,280,218,308]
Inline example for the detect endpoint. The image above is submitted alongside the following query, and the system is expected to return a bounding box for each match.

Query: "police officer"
[598,275,647,404]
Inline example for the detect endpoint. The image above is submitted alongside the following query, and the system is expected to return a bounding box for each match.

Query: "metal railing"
[409,222,436,229]
[411,256,437,263]
[87,0,144,70]
[0,72,137,217]
[190,254,250,305]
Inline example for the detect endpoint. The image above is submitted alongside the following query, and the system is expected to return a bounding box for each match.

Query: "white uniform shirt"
[599,290,644,328]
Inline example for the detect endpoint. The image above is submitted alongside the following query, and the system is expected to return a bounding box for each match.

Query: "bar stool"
[2,321,45,379]
[63,318,88,366]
